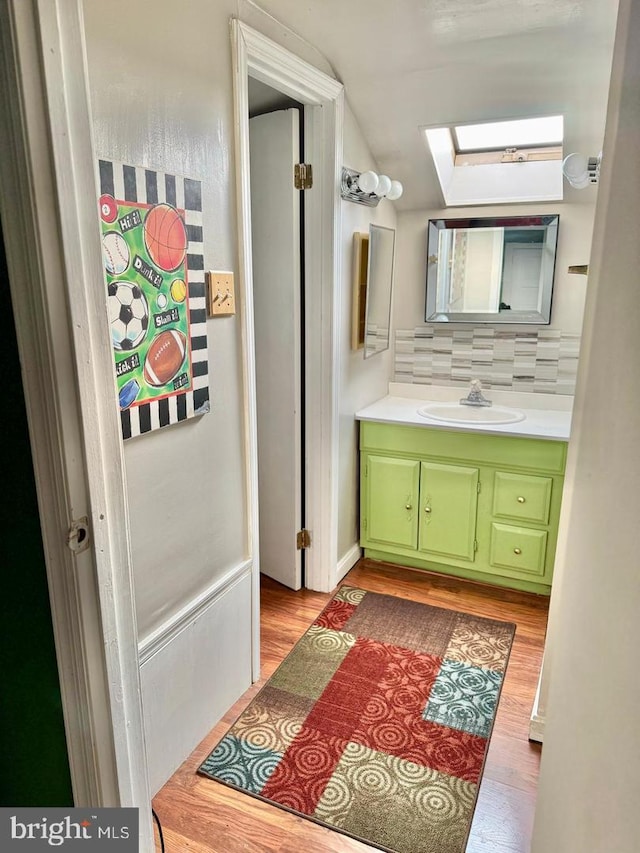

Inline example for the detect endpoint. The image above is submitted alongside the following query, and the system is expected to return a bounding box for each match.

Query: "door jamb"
[231,21,344,677]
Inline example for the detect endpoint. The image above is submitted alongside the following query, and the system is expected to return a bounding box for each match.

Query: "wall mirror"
[351,225,396,357]
[425,214,559,324]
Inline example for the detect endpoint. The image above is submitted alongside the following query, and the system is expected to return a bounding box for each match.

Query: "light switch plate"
[206,271,236,316]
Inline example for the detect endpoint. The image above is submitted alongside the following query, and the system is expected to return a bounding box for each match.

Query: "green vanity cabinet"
[418,462,479,562]
[360,420,567,594]
[364,455,420,549]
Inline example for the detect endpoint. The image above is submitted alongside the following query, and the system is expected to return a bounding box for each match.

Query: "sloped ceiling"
[254,0,619,210]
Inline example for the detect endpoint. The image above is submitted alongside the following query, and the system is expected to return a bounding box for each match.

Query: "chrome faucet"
[460,379,492,407]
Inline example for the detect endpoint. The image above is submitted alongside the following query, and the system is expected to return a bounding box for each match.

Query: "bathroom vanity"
[356,391,571,594]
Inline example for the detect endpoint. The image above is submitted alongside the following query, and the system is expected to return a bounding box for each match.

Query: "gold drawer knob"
[514,547,522,555]
[424,506,432,514]
[405,504,412,511]
[517,496,526,503]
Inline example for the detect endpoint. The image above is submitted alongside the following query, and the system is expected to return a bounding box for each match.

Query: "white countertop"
[356,388,572,442]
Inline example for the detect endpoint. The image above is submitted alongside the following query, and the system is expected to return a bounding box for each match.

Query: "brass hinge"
[294,163,313,190]
[297,528,311,550]
[474,539,479,553]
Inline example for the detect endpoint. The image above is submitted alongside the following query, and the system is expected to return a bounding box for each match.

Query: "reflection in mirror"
[426,215,559,324]
[364,225,395,357]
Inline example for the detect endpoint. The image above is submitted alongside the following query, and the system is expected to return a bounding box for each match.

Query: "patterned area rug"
[198,586,515,853]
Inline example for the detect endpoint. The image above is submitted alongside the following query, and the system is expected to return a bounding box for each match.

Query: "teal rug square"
[199,734,282,794]
[422,660,503,737]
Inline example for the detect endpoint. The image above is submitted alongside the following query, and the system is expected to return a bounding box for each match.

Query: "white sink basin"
[417,403,526,425]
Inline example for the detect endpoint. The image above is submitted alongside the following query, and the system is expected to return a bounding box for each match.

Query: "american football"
[143,329,187,387]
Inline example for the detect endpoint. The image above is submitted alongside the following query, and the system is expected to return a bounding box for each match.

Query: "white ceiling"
[255,0,620,210]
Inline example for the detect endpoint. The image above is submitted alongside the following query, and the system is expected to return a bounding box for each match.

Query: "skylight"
[454,115,564,152]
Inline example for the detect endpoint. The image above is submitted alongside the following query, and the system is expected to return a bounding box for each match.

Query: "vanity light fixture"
[341,167,403,206]
[562,151,602,189]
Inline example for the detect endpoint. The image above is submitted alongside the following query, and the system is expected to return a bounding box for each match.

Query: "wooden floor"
[152,559,548,852]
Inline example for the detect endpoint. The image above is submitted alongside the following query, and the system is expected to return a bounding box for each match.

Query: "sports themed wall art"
[98,160,209,440]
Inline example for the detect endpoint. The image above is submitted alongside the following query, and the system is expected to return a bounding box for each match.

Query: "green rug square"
[269,625,356,701]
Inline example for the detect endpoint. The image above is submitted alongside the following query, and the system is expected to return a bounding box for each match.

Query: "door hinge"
[474,539,478,553]
[364,463,368,478]
[297,528,311,550]
[477,481,482,493]
[294,163,313,190]
[363,517,368,531]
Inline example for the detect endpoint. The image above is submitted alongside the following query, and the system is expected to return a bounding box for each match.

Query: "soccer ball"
[107,281,149,351]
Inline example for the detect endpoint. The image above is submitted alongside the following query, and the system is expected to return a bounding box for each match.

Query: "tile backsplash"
[394,327,580,396]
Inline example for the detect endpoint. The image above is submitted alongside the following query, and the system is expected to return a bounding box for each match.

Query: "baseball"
[102,231,131,276]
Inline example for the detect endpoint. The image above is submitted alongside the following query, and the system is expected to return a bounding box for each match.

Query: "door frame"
[231,21,344,675]
[0,0,153,847]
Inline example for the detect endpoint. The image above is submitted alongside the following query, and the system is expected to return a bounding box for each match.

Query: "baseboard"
[139,563,253,795]
[337,543,362,582]
[529,678,545,743]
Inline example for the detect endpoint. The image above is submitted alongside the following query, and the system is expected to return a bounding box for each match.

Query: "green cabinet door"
[418,461,479,562]
[363,454,420,549]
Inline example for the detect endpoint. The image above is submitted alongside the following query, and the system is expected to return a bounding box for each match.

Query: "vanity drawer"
[489,523,548,578]
[492,472,552,524]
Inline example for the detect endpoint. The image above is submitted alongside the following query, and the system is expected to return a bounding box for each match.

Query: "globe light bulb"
[386,180,403,201]
[376,174,392,197]
[562,153,590,188]
[356,170,379,194]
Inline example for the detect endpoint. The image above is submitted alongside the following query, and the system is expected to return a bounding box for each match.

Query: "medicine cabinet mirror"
[351,224,396,357]
[425,214,559,324]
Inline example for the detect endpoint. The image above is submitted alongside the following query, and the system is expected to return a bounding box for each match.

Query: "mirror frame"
[351,225,396,357]
[364,224,395,357]
[425,214,559,325]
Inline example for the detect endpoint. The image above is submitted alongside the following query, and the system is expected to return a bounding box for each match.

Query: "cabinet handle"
[513,547,522,555]
[517,496,526,503]
[405,504,412,511]
[424,506,432,514]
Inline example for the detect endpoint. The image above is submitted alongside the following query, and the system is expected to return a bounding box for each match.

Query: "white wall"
[337,103,396,567]
[447,159,563,206]
[532,1,640,849]
[82,0,253,792]
[83,0,248,642]
[82,1,383,791]
[394,201,595,336]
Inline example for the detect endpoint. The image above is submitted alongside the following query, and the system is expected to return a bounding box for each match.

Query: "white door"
[501,244,543,311]
[249,108,303,590]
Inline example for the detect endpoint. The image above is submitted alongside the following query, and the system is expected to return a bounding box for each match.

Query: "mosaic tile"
[394,327,581,395]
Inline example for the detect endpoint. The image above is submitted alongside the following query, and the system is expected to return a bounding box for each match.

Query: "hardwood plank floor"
[152,559,548,852]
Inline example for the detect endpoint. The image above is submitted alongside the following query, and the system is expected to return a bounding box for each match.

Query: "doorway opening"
[248,81,306,591]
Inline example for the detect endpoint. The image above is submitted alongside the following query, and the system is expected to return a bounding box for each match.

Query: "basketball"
[143,203,187,272]
[170,278,187,303]
[102,231,130,275]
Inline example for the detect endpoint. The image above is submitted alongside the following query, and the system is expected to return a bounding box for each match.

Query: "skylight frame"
[453,115,564,154]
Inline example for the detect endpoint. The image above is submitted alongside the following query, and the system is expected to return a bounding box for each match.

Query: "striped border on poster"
[98,160,209,440]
